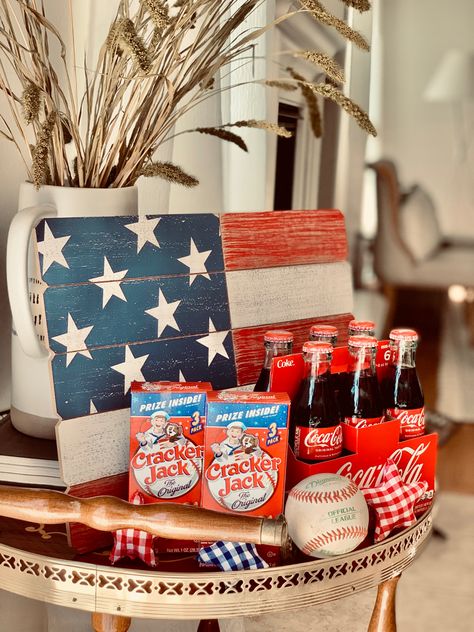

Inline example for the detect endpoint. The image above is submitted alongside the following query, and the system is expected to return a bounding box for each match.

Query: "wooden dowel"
[0,485,288,547]
[92,613,131,632]
[367,575,400,632]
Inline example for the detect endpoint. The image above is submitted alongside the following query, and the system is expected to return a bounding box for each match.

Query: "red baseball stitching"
[301,526,367,555]
[289,481,359,504]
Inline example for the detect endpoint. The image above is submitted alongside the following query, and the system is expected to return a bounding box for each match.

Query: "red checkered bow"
[109,491,158,567]
[362,459,428,543]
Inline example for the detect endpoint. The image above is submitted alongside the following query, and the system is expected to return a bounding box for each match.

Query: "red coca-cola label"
[344,416,384,429]
[387,407,425,439]
[294,425,343,461]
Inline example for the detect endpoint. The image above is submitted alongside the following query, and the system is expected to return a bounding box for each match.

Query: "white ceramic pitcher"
[7,183,138,439]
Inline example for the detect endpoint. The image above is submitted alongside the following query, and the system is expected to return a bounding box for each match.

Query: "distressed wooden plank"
[43,273,231,353]
[221,209,348,270]
[51,334,237,420]
[35,214,223,285]
[67,472,128,553]
[233,313,353,385]
[226,261,353,329]
[56,410,130,487]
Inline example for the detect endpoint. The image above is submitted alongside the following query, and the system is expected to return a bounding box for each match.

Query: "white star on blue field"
[36,214,236,419]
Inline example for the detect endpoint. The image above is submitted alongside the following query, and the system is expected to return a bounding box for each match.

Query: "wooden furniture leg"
[197,620,221,631]
[92,612,132,632]
[367,575,400,632]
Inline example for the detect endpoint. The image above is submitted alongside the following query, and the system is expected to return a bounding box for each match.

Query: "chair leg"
[367,575,400,632]
[91,612,132,632]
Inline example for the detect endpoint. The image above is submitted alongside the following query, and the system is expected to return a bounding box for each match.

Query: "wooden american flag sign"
[34,209,353,421]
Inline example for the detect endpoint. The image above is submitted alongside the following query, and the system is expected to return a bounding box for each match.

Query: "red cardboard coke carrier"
[270,342,437,516]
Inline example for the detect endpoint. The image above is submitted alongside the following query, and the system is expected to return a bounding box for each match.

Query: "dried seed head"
[22,83,42,124]
[114,18,152,72]
[232,119,293,138]
[196,127,248,152]
[299,1,370,51]
[141,0,171,32]
[32,112,57,189]
[308,81,376,136]
[340,0,371,12]
[142,161,199,187]
[287,68,322,138]
[294,51,345,84]
[265,80,298,92]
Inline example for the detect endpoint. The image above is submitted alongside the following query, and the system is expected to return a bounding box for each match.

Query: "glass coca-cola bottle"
[254,330,293,392]
[348,319,376,337]
[384,328,425,439]
[309,324,338,346]
[290,341,343,463]
[344,336,384,428]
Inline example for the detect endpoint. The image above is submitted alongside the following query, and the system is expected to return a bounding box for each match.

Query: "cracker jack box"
[202,391,290,518]
[270,342,437,516]
[130,381,212,552]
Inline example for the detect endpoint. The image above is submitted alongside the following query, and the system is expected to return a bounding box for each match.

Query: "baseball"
[285,474,369,558]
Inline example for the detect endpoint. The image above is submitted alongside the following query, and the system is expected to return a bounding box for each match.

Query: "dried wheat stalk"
[0,0,376,189]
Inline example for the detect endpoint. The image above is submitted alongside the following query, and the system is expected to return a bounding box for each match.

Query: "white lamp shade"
[424,50,474,102]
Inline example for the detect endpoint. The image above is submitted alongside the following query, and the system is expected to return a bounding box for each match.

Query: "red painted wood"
[221,210,348,271]
[67,472,128,554]
[233,313,353,386]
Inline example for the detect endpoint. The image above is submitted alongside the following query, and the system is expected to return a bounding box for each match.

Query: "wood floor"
[390,288,473,495]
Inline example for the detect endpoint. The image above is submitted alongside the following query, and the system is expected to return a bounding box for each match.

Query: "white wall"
[379,0,474,238]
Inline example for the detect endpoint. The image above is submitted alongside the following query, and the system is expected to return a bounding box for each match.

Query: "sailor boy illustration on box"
[136,410,170,450]
[211,421,247,460]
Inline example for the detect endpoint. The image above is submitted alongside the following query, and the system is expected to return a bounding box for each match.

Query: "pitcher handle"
[7,204,56,358]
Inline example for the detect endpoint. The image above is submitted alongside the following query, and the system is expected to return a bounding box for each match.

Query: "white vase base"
[10,406,58,440]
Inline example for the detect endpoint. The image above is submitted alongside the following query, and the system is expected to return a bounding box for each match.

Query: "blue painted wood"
[35,213,223,285]
[51,334,237,419]
[44,273,232,353]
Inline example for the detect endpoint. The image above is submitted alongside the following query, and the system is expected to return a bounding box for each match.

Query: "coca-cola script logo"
[390,408,425,429]
[304,425,343,448]
[276,358,295,369]
[337,443,430,489]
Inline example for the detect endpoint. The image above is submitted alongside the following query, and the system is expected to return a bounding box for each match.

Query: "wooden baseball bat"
[0,485,288,548]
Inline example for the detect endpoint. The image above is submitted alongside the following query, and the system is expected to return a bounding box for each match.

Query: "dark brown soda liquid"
[383,366,424,410]
[254,367,271,392]
[346,368,384,419]
[290,372,340,459]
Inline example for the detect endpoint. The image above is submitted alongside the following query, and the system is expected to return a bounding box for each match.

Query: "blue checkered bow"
[197,541,269,572]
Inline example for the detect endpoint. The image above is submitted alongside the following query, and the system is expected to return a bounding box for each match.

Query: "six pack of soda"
[267,322,437,515]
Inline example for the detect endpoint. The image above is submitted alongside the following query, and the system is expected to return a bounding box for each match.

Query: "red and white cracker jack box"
[130,381,212,553]
[270,344,437,515]
[202,391,290,517]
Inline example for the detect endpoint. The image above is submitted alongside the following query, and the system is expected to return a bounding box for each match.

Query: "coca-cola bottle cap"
[389,328,419,342]
[310,324,338,336]
[302,341,333,354]
[264,330,294,343]
[349,319,375,333]
[348,335,378,348]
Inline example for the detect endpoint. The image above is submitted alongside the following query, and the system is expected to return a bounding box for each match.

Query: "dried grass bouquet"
[0,0,375,189]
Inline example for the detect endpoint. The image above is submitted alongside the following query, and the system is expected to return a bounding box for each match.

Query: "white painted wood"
[56,409,129,487]
[226,261,353,329]
[220,1,275,212]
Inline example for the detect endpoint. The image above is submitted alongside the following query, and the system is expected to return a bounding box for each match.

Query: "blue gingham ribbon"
[197,541,269,571]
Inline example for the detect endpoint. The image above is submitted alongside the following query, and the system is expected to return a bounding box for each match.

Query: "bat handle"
[0,486,290,549]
